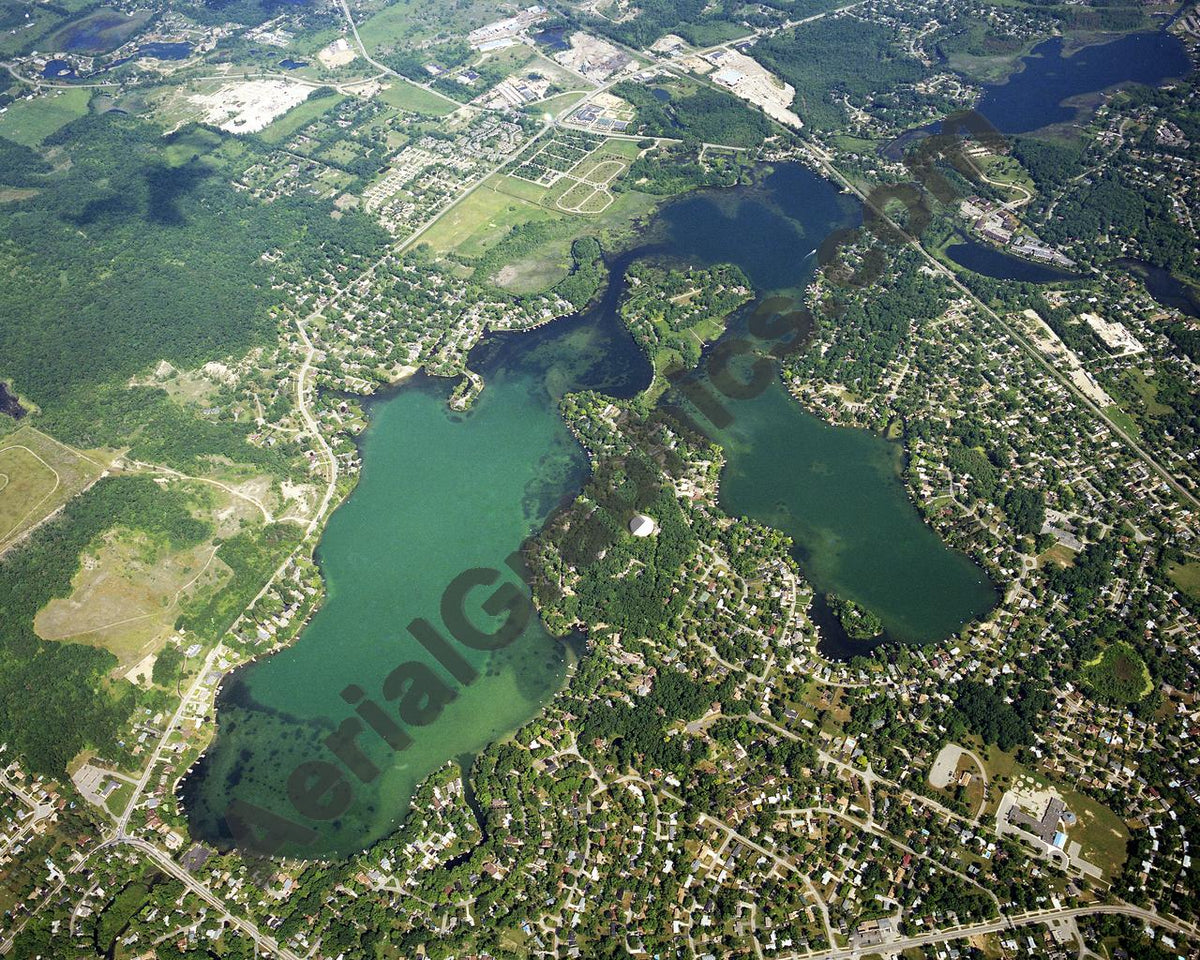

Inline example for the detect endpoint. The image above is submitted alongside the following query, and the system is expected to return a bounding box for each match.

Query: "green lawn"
[1103,404,1140,440]
[980,744,1129,877]
[536,91,588,117]
[597,138,644,161]
[0,88,92,146]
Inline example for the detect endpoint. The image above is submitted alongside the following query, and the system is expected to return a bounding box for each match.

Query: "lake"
[883,29,1191,158]
[137,42,192,61]
[947,240,1079,283]
[184,164,998,857]
[1114,258,1200,320]
[181,309,649,859]
[973,32,1190,135]
[644,167,996,646]
[41,59,76,79]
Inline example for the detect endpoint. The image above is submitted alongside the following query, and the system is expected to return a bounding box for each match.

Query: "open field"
[420,181,562,257]
[32,476,263,670]
[0,88,92,146]
[1166,555,1200,602]
[35,530,231,670]
[355,0,507,51]
[535,91,588,116]
[495,184,659,291]
[259,92,346,144]
[377,80,458,116]
[0,425,108,553]
[1102,403,1140,440]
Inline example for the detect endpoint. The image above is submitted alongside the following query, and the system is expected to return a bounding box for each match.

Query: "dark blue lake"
[533,26,570,52]
[974,32,1191,134]
[137,42,192,60]
[947,241,1078,283]
[42,59,76,79]
[1115,258,1200,319]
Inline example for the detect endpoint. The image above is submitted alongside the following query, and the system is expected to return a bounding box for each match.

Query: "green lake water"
[706,379,996,644]
[181,310,648,858]
[184,163,996,858]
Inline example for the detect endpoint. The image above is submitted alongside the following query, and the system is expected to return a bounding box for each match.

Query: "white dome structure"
[629,513,657,538]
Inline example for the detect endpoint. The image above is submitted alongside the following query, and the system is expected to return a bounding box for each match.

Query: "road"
[115,643,225,836]
[337,0,463,111]
[800,139,1200,517]
[110,836,304,960]
[781,903,1199,960]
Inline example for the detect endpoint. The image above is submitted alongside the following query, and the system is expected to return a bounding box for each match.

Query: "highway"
[782,903,1199,960]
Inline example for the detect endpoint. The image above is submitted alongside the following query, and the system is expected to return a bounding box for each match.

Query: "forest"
[0,476,210,773]
[623,142,754,195]
[1045,536,1121,614]
[0,114,385,449]
[792,250,948,392]
[1038,164,1196,276]
[620,261,751,375]
[613,81,774,149]
[949,679,1050,751]
[752,17,924,131]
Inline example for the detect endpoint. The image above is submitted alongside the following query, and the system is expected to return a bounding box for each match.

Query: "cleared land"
[377,80,458,116]
[33,478,261,670]
[35,530,231,669]
[0,425,108,553]
[421,181,562,257]
[259,92,346,144]
[0,88,92,146]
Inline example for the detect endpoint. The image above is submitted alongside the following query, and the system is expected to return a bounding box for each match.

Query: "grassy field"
[1122,368,1174,417]
[977,152,1036,196]
[981,744,1129,878]
[0,88,92,146]
[536,91,588,116]
[1167,555,1200,602]
[421,180,564,257]
[35,530,231,670]
[378,80,458,116]
[1103,403,1141,440]
[0,425,108,552]
[31,475,267,670]
[831,134,881,155]
[598,139,645,161]
[258,92,346,144]
[103,780,134,817]
[356,0,506,51]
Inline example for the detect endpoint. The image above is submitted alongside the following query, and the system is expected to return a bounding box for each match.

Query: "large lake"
[184,164,997,858]
[974,32,1190,135]
[649,167,997,645]
[884,28,1191,158]
[181,309,649,858]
